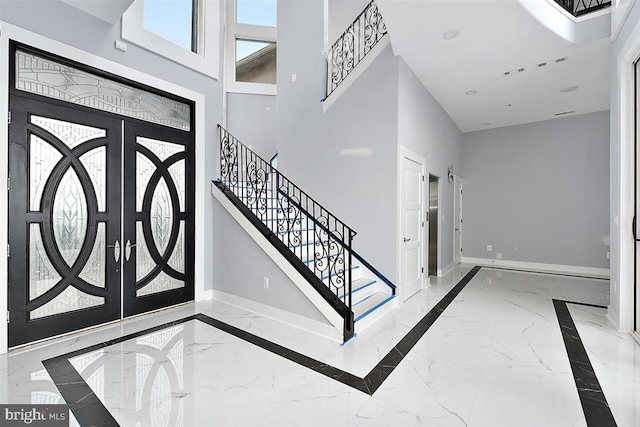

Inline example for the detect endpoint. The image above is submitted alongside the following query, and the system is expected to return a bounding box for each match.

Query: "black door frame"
[123,120,195,317]
[7,41,196,347]
[8,95,123,347]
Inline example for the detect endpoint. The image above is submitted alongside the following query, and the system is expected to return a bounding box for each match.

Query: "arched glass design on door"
[135,137,186,297]
[28,115,108,319]
[8,43,194,347]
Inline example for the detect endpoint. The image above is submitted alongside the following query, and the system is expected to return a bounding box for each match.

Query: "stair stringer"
[211,182,345,341]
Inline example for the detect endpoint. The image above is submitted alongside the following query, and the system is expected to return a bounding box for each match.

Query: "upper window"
[236,0,276,26]
[143,0,198,53]
[225,0,277,94]
[122,0,220,79]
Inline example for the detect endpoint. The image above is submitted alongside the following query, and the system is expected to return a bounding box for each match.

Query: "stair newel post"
[218,125,223,184]
[347,228,353,314]
[304,198,313,276]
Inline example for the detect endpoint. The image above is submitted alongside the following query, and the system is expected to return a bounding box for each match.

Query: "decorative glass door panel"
[8,97,122,347]
[123,122,194,317]
[8,43,195,347]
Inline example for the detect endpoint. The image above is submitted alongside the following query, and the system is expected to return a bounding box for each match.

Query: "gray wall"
[277,0,400,280]
[462,111,610,268]
[212,201,328,323]
[0,0,224,293]
[327,0,369,44]
[226,93,278,158]
[397,59,463,270]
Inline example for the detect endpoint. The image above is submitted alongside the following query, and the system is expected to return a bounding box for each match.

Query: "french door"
[8,96,194,347]
[123,121,194,317]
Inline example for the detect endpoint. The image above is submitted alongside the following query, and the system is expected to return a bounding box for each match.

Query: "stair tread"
[353,292,395,322]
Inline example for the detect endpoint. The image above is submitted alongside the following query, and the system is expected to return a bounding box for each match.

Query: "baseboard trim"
[461,257,610,279]
[438,262,456,277]
[211,182,344,333]
[211,290,342,343]
[606,305,621,331]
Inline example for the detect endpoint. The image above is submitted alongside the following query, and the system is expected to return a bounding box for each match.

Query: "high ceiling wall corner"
[60,0,136,25]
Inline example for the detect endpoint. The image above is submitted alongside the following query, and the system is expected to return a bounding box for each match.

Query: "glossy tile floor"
[2,265,639,426]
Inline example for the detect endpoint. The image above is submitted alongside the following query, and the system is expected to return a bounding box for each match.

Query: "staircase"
[212,126,395,342]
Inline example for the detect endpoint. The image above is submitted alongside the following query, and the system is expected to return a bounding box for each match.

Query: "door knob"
[403,237,411,242]
[125,239,137,262]
[107,240,120,263]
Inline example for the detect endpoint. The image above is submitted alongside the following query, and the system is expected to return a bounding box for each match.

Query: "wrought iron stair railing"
[326,0,388,98]
[554,0,611,16]
[215,126,357,341]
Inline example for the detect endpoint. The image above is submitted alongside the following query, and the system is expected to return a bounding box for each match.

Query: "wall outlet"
[263,277,269,288]
[487,244,492,251]
[114,40,127,52]
[291,73,297,82]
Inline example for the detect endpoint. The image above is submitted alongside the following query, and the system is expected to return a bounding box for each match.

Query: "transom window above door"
[15,48,192,131]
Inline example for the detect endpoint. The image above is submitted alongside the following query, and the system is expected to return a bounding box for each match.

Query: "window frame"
[122,0,220,79]
[225,0,277,95]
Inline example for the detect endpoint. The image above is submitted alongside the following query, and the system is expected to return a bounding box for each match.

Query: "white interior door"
[400,156,424,301]
[454,178,463,265]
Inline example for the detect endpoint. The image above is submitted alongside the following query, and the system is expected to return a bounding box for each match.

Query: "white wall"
[462,111,610,270]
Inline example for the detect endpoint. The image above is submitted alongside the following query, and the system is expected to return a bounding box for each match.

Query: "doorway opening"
[428,175,439,276]
[454,177,463,265]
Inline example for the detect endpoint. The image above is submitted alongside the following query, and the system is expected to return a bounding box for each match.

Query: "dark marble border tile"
[43,267,482,426]
[553,299,617,427]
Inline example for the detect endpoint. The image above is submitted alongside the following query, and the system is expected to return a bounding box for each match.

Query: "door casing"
[0,27,207,355]
[398,146,426,302]
[7,42,196,348]
[454,176,463,266]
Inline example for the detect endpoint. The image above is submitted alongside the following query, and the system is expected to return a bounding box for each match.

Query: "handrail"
[269,149,278,167]
[351,250,396,295]
[554,0,611,16]
[218,125,356,339]
[326,0,387,98]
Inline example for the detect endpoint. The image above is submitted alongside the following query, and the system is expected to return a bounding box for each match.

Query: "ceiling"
[375,0,611,133]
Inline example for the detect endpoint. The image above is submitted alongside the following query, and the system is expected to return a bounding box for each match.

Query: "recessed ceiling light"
[465,90,477,96]
[442,29,460,40]
[560,85,579,93]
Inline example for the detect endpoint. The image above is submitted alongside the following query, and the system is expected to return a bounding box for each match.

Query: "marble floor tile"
[0,264,635,427]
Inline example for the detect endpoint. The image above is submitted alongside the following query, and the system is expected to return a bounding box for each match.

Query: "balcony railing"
[217,126,356,341]
[326,0,387,98]
[555,0,611,16]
